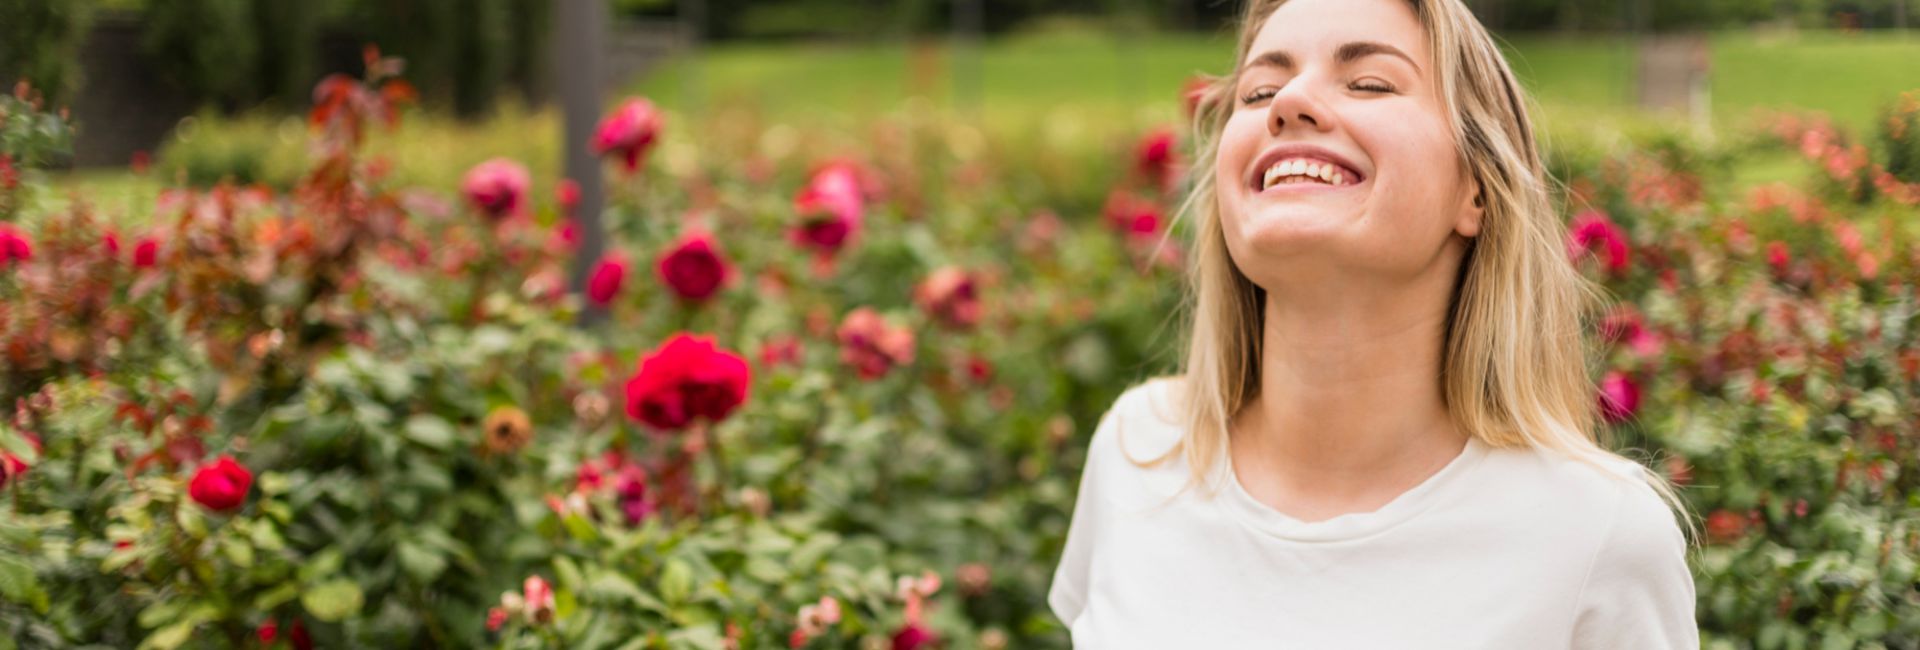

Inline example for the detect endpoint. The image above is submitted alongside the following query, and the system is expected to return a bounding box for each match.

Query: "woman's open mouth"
[1244,148,1367,196]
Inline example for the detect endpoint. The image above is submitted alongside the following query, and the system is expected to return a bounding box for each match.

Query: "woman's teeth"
[1261,158,1349,190]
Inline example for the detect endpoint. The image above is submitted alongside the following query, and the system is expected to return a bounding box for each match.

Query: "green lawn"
[632,28,1917,133]
[42,28,1919,210]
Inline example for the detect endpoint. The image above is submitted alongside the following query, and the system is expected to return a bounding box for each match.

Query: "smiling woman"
[1047,0,1701,648]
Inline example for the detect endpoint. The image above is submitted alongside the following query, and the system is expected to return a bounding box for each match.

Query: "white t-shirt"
[1048,377,1698,649]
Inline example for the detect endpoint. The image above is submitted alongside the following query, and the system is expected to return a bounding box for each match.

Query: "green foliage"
[0,0,95,107]
[1879,90,1920,183]
[7,59,1920,650]
[142,0,259,109]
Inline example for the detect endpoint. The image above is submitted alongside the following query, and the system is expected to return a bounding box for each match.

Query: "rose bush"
[0,57,1916,649]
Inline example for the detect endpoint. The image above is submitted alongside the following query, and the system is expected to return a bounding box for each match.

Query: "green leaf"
[299,548,344,583]
[660,559,693,605]
[258,472,294,496]
[397,540,447,582]
[403,414,456,450]
[254,583,300,611]
[222,537,255,568]
[301,579,365,622]
[0,555,47,613]
[138,621,195,650]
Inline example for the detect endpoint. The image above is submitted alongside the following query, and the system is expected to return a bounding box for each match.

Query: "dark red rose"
[586,255,628,306]
[657,230,731,302]
[133,237,160,269]
[891,623,936,650]
[624,333,752,431]
[188,455,253,512]
[1567,210,1630,274]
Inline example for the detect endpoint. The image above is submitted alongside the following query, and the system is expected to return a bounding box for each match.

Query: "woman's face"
[1215,0,1481,289]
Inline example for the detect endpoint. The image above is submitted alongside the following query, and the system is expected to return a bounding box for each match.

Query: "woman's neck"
[1230,273,1469,509]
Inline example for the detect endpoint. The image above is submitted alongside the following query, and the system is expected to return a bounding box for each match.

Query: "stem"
[703,421,729,515]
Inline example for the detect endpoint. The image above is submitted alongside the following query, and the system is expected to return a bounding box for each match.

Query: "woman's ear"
[1455,175,1485,239]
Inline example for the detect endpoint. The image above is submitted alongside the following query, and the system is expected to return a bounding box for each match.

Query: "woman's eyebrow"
[1335,41,1422,73]
[1244,41,1421,74]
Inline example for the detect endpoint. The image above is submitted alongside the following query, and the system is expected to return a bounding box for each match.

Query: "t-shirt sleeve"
[1569,473,1700,650]
[1047,403,1121,629]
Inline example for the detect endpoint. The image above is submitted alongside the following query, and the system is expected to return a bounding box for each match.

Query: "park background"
[1,0,1919,648]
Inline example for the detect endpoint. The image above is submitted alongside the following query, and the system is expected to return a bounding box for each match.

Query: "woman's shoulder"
[1478,441,1687,550]
[1091,375,1186,455]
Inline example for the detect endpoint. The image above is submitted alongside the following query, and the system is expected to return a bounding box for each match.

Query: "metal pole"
[681,0,706,115]
[557,0,609,325]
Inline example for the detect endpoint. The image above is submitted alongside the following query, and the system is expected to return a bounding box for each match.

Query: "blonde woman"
[1048,0,1699,647]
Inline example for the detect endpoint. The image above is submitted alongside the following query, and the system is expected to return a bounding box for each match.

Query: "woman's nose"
[1267,79,1330,134]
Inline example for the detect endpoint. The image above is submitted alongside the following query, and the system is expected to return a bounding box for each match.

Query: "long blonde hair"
[1144,0,1698,546]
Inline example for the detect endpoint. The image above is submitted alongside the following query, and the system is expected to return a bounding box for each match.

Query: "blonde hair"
[1141,0,1699,547]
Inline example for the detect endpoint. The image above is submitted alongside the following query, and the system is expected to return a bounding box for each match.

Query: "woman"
[1047,0,1700,647]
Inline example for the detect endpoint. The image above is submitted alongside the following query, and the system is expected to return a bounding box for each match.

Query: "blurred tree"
[251,0,322,107]
[142,0,259,109]
[0,0,96,107]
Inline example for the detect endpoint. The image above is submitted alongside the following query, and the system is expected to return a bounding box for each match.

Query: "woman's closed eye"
[1239,80,1398,105]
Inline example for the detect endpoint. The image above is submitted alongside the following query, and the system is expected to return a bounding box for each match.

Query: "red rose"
[592,98,663,173]
[0,225,32,268]
[1704,509,1748,544]
[462,158,531,220]
[1102,190,1162,240]
[837,308,915,380]
[1597,371,1640,424]
[1133,127,1178,192]
[914,266,980,330]
[624,333,752,431]
[586,254,628,306]
[188,455,253,512]
[556,179,581,215]
[1,432,38,488]
[1566,210,1630,274]
[132,237,160,269]
[289,619,311,650]
[257,619,279,644]
[657,230,731,302]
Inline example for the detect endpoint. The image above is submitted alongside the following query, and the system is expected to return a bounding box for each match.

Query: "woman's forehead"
[1242,0,1428,68]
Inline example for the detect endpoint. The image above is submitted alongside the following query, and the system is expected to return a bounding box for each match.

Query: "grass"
[42,28,1919,212]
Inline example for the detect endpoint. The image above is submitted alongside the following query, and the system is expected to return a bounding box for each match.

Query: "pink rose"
[592,98,663,173]
[791,163,867,256]
[462,158,531,220]
[1597,371,1640,424]
[914,266,980,330]
[837,308,915,380]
